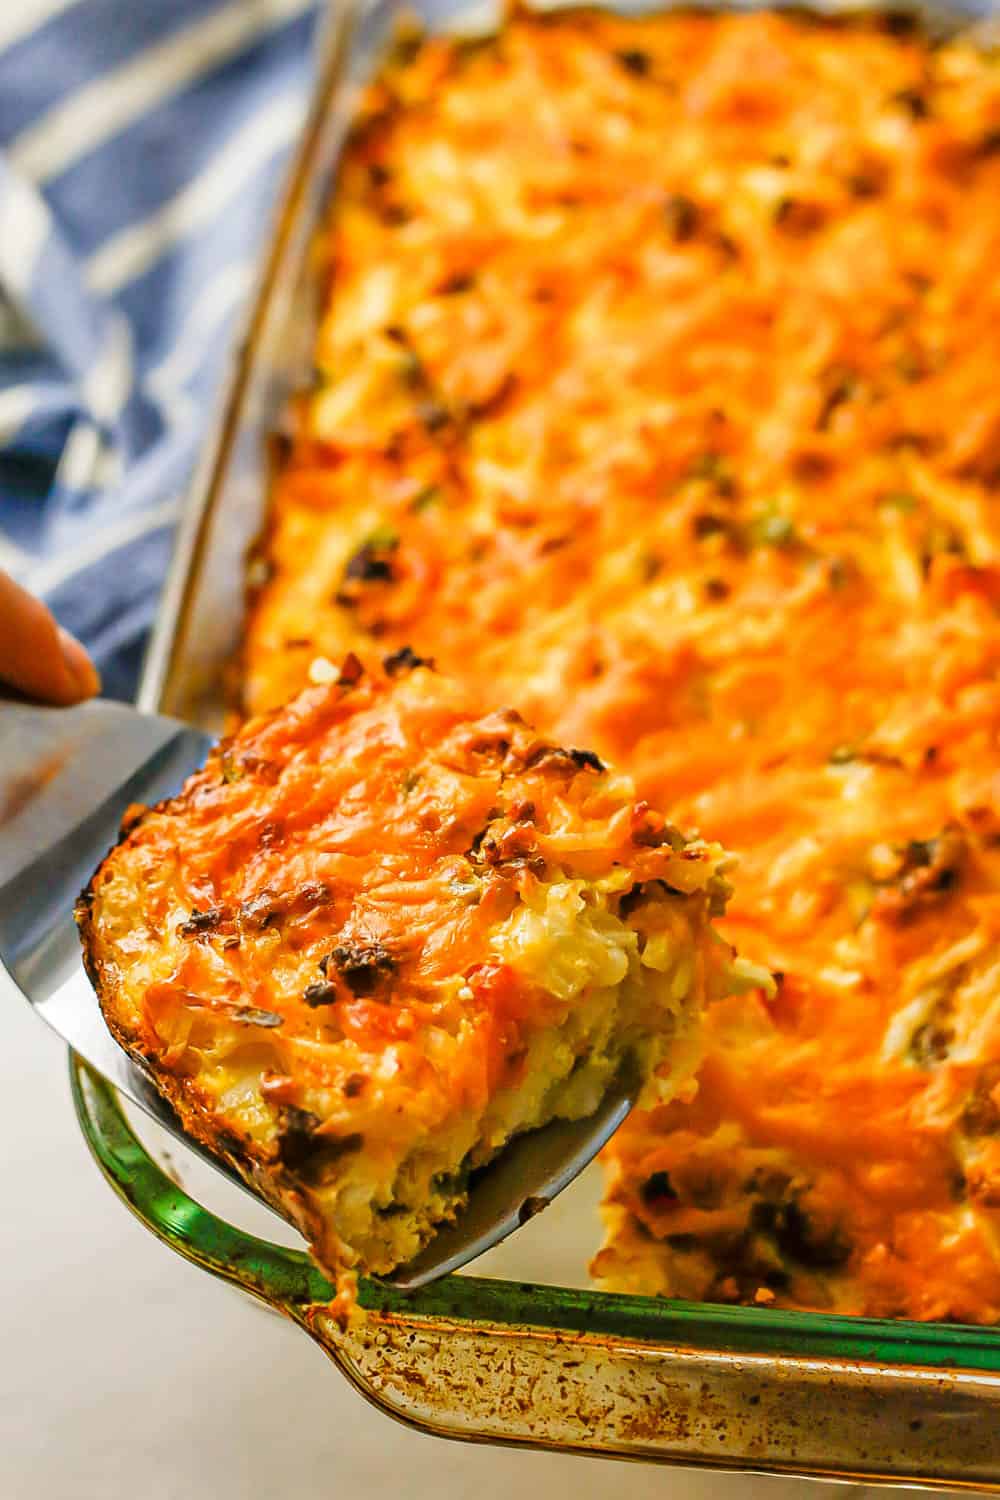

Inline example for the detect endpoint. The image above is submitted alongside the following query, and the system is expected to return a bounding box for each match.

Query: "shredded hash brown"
[242,7,1000,1319]
[79,660,741,1283]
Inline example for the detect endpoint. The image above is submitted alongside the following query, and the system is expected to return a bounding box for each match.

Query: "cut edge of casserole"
[76,657,762,1287]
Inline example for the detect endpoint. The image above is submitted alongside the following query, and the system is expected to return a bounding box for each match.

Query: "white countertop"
[1,995,946,1500]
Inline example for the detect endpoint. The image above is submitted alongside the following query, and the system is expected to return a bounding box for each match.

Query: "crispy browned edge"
[74,786,343,1278]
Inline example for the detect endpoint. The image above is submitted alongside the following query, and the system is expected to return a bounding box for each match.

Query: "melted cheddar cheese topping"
[243,9,1000,1318]
[79,663,739,1281]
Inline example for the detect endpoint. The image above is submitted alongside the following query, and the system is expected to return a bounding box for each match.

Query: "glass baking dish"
[72,0,1000,1485]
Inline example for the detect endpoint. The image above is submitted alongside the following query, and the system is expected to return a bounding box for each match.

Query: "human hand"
[0,570,100,704]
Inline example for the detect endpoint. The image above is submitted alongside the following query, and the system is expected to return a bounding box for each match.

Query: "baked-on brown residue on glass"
[244,8,1000,1322]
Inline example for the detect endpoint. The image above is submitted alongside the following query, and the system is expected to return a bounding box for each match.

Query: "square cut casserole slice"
[77,656,751,1286]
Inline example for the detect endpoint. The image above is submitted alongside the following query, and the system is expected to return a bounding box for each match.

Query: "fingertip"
[57,626,101,701]
[0,571,99,704]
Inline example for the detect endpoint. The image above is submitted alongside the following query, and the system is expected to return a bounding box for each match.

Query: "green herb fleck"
[828,745,858,765]
[410,485,440,513]
[689,451,724,481]
[220,754,243,784]
[365,522,400,552]
[746,509,797,548]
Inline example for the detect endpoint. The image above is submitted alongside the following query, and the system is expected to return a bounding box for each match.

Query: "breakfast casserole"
[77,660,747,1284]
[239,6,1000,1321]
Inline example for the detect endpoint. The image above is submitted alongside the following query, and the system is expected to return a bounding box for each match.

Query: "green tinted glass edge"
[71,1055,1000,1370]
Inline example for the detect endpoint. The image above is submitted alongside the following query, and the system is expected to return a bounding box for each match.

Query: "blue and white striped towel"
[0,0,319,699]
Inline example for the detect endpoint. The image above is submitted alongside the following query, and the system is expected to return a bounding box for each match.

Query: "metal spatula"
[0,697,637,1290]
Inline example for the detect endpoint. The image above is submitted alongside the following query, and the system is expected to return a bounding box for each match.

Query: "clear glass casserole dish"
[72,0,1000,1485]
